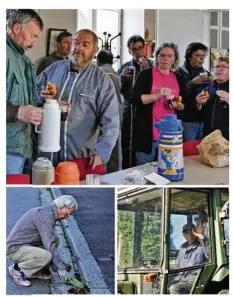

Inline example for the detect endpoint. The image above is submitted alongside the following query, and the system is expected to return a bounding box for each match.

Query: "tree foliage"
[118,198,162,269]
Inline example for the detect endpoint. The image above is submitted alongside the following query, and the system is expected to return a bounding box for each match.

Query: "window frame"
[162,188,218,294]
[93,9,122,70]
[210,11,229,49]
[117,189,163,272]
[168,189,213,273]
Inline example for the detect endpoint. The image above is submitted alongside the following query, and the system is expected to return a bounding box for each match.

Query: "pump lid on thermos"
[154,114,183,132]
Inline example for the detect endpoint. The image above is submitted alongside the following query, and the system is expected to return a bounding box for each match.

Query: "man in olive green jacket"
[6,9,44,174]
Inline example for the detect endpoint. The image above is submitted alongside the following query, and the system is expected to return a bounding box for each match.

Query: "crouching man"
[6,195,78,287]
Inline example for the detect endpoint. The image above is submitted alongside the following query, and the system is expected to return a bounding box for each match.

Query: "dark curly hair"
[154,42,179,69]
[127,35,145,48]
[185,42,208,61]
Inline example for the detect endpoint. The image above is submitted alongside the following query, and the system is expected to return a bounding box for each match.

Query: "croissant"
[47,82,57,97]
[174,96,182,106]
[204,91,209,97]
[201,90,209,98]
[174,96,182,103]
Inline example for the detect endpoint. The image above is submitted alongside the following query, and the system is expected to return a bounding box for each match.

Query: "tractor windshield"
[118,188,163,270]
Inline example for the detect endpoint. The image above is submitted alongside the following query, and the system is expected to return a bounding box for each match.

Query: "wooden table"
[82,155,229,186]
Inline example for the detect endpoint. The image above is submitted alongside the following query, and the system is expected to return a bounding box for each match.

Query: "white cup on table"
[85,174,101,185]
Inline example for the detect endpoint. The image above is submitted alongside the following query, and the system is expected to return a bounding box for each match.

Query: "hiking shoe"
[8,264,31,287]
[31,269,51,280]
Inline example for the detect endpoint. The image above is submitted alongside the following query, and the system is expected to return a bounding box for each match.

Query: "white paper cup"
[60,105,68,121]
[199,72,207,78]
[85,174,101,185]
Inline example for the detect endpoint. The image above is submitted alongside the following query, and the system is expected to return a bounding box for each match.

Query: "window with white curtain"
[94,9,121,70]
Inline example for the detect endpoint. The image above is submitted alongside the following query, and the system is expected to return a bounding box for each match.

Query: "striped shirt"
[6,203,66,270]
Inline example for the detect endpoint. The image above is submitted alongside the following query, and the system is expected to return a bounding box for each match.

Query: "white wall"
[144,9,156,41]
[25,9,211,69]
[157,9,210,69]
[26,9,76,63]
[121,9,144,63]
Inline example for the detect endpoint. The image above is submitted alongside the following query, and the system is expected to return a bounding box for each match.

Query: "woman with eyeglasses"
[131,42,185,165]
[176,42,212,142]
[196,57,229,140]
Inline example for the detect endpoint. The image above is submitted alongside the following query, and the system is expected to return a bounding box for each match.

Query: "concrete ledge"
[50,188,111,294]
[39,189,75,294]
[77,258,109,289]
[63,219,92,257]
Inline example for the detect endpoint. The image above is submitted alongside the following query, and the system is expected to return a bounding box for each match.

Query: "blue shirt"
[176,240,207,269]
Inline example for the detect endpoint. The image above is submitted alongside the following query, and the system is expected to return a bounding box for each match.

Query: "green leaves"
[67,277,85,288]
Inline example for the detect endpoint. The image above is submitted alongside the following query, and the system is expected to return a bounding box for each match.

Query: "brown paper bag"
[197,130,229,167]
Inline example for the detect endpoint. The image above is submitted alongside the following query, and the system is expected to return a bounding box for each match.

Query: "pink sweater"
[151,67,180,140]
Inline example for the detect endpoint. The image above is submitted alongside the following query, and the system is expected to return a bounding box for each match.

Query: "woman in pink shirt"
[131,43,185,165]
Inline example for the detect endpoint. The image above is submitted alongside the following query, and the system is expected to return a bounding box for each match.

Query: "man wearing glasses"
[118,35,153,169]
[176,42,211,142]
[169,223,208,294]
[6,195,78,287]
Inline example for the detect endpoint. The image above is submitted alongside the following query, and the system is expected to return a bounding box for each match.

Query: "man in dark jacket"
[118,35,153,169]
[176,42,212,142]
[36,31,72,75]
[6,9,44,174]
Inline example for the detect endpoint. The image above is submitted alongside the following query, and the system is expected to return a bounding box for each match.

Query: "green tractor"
[117,187,229,294]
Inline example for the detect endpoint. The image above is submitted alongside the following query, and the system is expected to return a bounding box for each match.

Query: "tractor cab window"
[167,189,211,294]
[118,189,163,270]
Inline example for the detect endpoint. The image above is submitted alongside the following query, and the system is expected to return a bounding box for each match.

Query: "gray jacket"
[99,63,122,125]
[36,60,119,163]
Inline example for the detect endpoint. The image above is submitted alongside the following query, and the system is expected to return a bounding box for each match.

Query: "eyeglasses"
[131,46,144,53]
[214,65,229,69]
[193,53,207,59]
[158,53,175,58]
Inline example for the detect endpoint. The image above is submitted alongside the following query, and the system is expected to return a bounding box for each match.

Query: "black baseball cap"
[182,223,196,233]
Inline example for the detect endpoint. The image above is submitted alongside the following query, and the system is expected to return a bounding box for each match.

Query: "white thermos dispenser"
[35,99,61,152]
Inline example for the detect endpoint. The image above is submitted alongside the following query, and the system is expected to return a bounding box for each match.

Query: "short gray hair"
[7,9,43,31]
[154,42,179,70]
[54,195,78,211]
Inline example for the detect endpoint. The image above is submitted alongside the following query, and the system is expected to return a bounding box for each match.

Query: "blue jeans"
[182,122,203,142]
[136,141,158,165]
[6,154,25,174]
